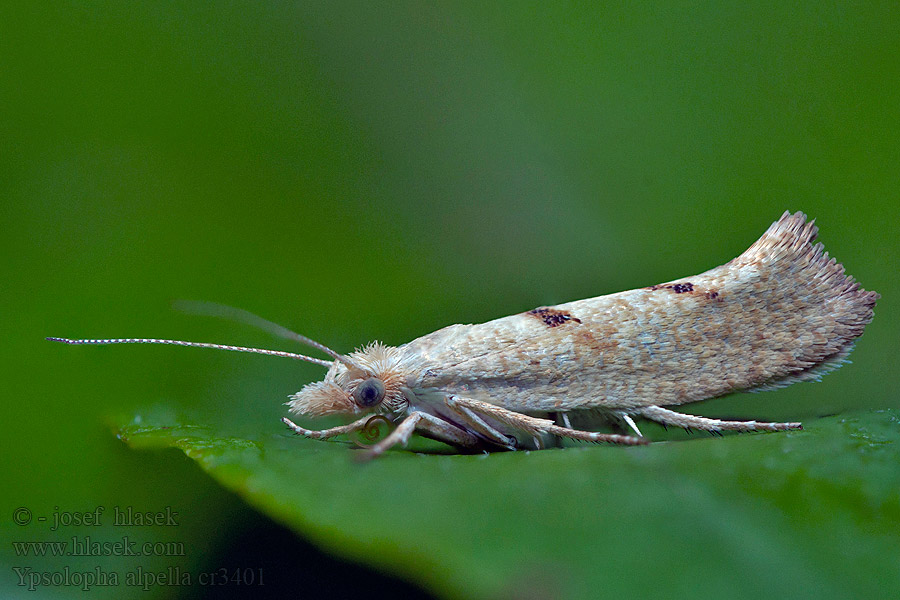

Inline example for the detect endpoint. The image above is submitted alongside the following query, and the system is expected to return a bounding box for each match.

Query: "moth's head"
[287,342,409,417]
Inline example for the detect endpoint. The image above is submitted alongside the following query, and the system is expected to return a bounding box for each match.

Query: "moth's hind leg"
[449,396,647,446]
[638,405,802,433]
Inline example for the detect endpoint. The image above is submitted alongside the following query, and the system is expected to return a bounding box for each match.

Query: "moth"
[50,212,877,458]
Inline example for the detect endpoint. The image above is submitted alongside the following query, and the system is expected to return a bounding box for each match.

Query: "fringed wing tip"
[751,211,876,296]
[768,210,818,246]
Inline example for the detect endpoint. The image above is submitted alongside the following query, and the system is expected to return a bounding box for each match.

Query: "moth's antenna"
[173,300,364,371]
[46,337,333,367]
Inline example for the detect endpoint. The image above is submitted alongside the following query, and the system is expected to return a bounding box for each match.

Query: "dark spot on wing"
[528,307,582,327]
[705,290,721,300]
[647,282,695,294]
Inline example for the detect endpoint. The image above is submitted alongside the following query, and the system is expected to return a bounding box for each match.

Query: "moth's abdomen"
[407,212,877,412]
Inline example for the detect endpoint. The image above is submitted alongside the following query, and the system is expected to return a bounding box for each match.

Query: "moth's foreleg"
[357,412,424,459]
[445,397,518,450]
[356,411,485,459]
[638,406,802,433]
[282,415,375,440]
[450,396,647,446]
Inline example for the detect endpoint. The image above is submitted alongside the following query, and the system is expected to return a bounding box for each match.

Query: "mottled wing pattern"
[402,212,877,413]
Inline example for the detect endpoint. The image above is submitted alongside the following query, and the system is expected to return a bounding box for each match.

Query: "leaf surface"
[117,410,900,600]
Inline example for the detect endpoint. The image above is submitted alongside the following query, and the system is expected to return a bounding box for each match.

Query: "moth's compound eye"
[353,377,385,408]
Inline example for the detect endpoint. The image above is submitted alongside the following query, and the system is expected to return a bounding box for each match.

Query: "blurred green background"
[3,2,897,599]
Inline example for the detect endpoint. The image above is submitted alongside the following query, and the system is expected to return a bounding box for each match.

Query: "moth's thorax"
[287,342,417,417]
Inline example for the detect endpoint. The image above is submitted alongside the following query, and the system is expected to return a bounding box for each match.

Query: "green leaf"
[116,410,900,600]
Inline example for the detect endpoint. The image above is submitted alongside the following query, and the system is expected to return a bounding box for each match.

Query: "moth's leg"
[616,412,644,437]
[414,411,483,449]
[282,415,376,440]
[546,412,571,448]
[444,397,518,449]
[638,406,802,432]
[450,396,647,446]
[359,411,489,460]
[358,412,424,459]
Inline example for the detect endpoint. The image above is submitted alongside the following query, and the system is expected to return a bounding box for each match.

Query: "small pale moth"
[50,212,878,458]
